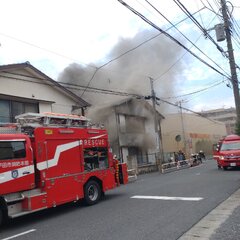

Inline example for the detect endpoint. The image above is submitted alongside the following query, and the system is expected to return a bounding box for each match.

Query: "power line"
[93,7,206,70]
[144,0,229,77]
[0,32,97,70]
[3,67,230,107]
[200,0,222,19]
[173,0,228,58]
[162,79,225,100]
[118,0,231,81]
[0,72,141,98]
[0,8,205,76]
[0,71,224,124]
[0,7,209,98]
[155,94,218,123]
[3,69,228,104]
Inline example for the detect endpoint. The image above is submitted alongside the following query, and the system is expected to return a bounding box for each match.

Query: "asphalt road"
[1,159,240,240]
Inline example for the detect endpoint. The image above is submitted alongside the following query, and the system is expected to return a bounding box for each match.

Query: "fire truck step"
[4,193,24,203]
[9,207,48,219]
[22,189,45,198]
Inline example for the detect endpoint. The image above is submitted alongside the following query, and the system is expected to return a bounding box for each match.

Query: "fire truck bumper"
[218,160,240,167]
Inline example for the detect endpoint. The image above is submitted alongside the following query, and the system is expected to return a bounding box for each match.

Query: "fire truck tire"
[84,180,101,205]
[223,166,228,170]
[0,208,5,227]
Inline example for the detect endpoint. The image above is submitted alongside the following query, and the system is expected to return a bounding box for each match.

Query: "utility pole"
[149,77,163,172]
[220,0,240,124]
[178,100,187,155]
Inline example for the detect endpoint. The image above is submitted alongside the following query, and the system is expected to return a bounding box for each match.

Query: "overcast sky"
[0,0,240,113]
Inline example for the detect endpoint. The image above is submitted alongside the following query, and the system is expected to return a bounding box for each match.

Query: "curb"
[178,188,240,239]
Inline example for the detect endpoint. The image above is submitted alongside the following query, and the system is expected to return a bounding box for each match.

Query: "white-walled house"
[0,62,90,122]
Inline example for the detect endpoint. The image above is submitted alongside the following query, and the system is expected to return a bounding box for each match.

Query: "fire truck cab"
[213,134,240,170]
[0,113,128,225]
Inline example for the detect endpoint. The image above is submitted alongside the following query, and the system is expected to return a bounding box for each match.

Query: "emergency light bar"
[15,112,90,128]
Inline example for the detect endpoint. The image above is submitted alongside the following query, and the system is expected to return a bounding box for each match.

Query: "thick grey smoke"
[58,28,185,111]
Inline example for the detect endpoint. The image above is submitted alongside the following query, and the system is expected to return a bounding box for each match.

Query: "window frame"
[0,140,27,160]
[0,99,39,123]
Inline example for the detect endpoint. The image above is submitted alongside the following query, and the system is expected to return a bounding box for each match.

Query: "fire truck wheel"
[0,208,5,226]
[223,166,228,170]
[84,180,101,205]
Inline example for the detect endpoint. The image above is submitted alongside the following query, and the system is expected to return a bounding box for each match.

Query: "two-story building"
[86,98,165,173]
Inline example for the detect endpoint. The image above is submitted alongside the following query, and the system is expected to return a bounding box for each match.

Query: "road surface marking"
[131,195,203,201]
[1,229,36,240]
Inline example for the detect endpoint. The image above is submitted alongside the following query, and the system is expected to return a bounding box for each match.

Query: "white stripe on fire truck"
[0,165,34,184]
[90,134,107,139]
[37,140,82,171]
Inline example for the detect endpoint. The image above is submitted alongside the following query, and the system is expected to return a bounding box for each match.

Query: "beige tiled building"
[161,113,227,158]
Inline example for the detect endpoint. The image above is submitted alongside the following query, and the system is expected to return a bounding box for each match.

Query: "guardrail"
[162,159,193,173]
[127,168,137,182]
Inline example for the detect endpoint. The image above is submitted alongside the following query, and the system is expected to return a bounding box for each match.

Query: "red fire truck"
[0,113,128,225]
[213,134,240,170]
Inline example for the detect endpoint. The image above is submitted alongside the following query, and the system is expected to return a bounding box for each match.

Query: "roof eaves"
[0,62,91,107]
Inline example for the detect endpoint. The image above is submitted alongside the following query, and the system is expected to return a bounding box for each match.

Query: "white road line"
[131,195,203,201]
[1,229,36,240]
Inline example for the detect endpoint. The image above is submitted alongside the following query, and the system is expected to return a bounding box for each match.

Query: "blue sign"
[12,170,19,178]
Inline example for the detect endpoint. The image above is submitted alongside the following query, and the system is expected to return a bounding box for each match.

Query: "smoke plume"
[58,28,185,113]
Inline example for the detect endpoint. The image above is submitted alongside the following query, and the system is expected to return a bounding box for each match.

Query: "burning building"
[86,98,164,174]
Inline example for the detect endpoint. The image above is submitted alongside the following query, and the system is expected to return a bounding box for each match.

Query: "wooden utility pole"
[220,0,240,124]
[149,77,163,172]
[179,100,187,154]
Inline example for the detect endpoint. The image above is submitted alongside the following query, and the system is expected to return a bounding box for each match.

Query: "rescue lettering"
[83,139,105,147]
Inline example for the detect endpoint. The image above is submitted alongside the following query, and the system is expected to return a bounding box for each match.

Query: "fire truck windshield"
[0,141,26,160]
[220,142,240,151]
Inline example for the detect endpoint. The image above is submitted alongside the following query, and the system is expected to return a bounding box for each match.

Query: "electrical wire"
[196,0,205,27]
[162,79,225,99]
[0,71,226,124]
[2,65,230,105]
[118,0,231,81]
[0,32,97,70]
[96,7,206,71]
[173,0,228,58]
[200,0,223,19]
[0,72,141,98]
[155,94,218,123]
[143,0,230,78]
[0,7,208,98]
[151,9,222,84]
[174,0,240,72]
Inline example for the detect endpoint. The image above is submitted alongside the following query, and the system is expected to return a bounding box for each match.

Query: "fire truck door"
[0,139,35,194]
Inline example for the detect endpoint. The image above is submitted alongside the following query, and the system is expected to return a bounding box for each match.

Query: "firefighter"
[113,155,120,186]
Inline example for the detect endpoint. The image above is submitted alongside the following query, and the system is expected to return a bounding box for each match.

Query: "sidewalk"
[211,205,240,240]
[179,187,240,240]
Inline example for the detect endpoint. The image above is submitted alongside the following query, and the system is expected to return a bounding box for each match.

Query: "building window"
[126,116,145,133]
[0,99,38,123]
[0,100,10,122]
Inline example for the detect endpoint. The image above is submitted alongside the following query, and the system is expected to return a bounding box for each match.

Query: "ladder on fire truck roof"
[15,112,90,128]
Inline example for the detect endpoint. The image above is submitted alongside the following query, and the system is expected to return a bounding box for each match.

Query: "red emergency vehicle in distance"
[213,134,240,170]
[0,112,128,226]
